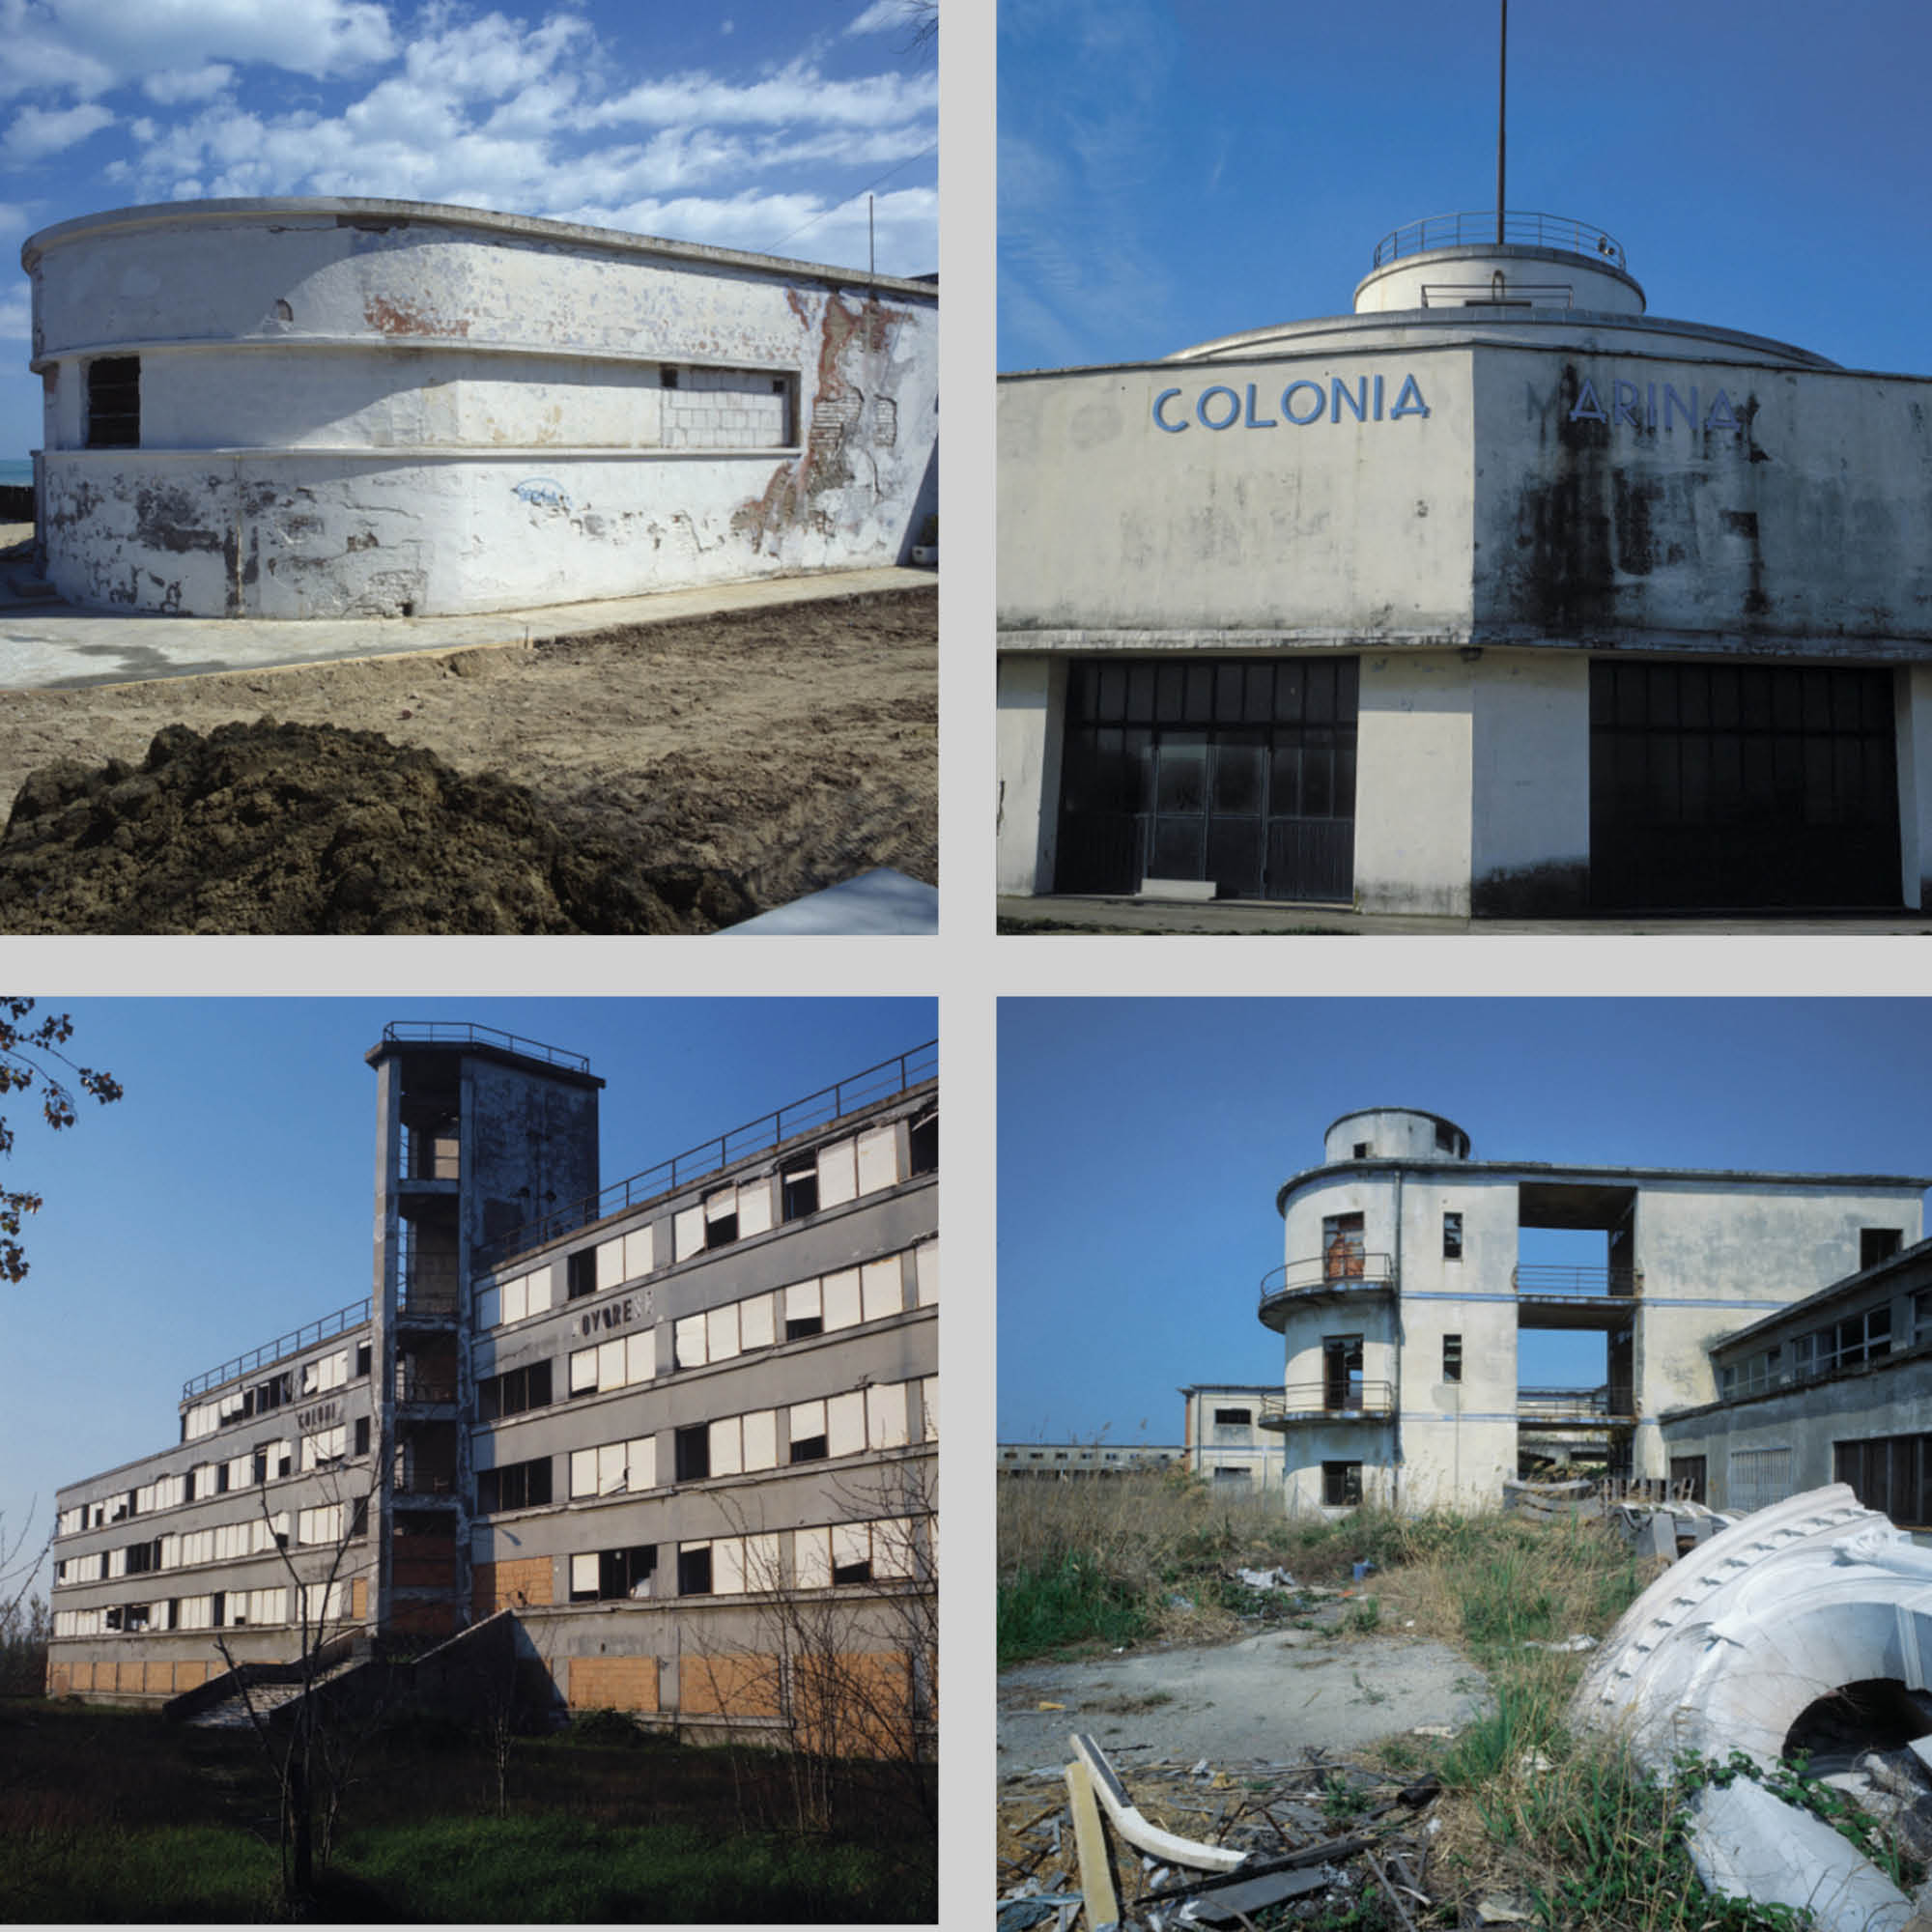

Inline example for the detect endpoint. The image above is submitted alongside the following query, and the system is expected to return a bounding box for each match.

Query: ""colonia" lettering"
[1152,374,1432,434]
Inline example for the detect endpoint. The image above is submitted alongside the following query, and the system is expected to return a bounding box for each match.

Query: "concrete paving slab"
[0,560,936,692]
[998,895,1932,936]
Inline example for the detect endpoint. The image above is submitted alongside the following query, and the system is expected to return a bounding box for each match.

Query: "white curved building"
[999,211,1932,915]
[23,198,938,619]
[1256,1108,1925,1513]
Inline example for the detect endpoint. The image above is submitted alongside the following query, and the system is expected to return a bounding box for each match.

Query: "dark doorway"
[1058,658,1357,900]
[1322,1335,1364,1411]
[1589,661,1900,909]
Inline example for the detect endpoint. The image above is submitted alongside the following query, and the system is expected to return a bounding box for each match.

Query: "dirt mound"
[0,718,757,934]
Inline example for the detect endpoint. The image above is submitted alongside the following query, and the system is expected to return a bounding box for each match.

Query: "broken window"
[1820,1305,1891,1375]
[1670,1456,1708,1504]
[673,1424,710,1483]
[85,356,140,448]
[1322,1462,1363,1508]
[1443,1212,1463,1261]
[1211,1466,1251,1487]
[661,366,680,389]
[355,1342,372,1379]
[781,1166,819,1221]
[703,1187,739,1249]
[676,1544,712,1595]
[1212,1407,1251,1427]
[477,1360,553,1421]
[909,1110,938,1177]
[477,1456,553,1514]
[788,1398,829,1463]
[1352,1142,1370,1158]
[1321,1334,1365,1410]
[1443,1335,1463,1383]
[354,1415,370,1457]
[1862,1229,1904,1269]
[570,1545,657,1602]
[784,1278,824,1342]
[1435,1122,1456,1151]
[1835,1434,1932,1527]
[1322,1213,1366,1281]
[567,1249,596,1299]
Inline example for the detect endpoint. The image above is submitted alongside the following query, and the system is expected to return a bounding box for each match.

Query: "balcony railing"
[1258,1253,1397,1310]
[477,1039,938,1265]
[1260,1381,1396,1426]
[1518,1385,1637,1423]
[1371,210,1626,270]
[1513,1264,1639,1298]
[382,1021,591,1075]
[182,1297,371,1401]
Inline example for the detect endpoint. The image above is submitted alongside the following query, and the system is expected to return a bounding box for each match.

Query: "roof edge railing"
[1372,210,1626,271]
[183,1296,373,1402]
[380,1021,591,1075]
[478,1039,939,1269]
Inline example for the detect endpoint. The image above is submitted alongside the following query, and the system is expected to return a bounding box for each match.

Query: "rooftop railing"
[1258,1253,1398,1310]
[1518,1385,1637,1423]
[478,1040,937,1267]
[1513,1264,1639,1298]
[380,1020,591,1075]
[1372,210,1626,271]
[182,1297,371,1401]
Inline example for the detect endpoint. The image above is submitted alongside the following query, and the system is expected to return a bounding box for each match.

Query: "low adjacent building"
[47,1024,938,1743]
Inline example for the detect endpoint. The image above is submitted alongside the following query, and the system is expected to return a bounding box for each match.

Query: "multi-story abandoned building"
[998,212,1932,916]
[1241,1107,1925,1513]
[46,1023,938,1739]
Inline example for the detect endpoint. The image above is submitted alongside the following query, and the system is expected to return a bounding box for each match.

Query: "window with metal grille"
[1835,1434,1932,1528]
[1727,1447,1793,1513]
[85,356,140,447]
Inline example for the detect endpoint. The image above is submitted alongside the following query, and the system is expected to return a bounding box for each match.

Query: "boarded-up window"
[857,1125,899,1195]
[739,1180,774,1238]
[916,1241,938,1306]
[86,356,140,448]
[741,1293,776,1350]
[785,1278,823,1340]
[817,1137,858,1208]
[569,1348,597,1395]
[744,1408,778,1471]
[867,1382,909,1450]
[596,1238,626,1292]
[711,1416,743,1478]
[707,1303,741,1362]
[823,1268,863,1332]
[596,1338,625,1390]
[674,1204,705,1261]
[675,1315,707,1369]
[789,1399,828,1463]
[626,1330,652,1385]
[794,1525,831,1591]
[922,1376,939,1440]
[1729,1447,1794,1513]
[861,1258,902,1323]
[828,1390,867,1459]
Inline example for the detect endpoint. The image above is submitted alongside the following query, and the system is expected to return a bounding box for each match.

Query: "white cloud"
[845,0,911,33]
[142,63,236,105]
[589,61,936,132]
[0,289,32,339]
[0,0,394,101]
[719,17,733,33]
[0,201,29,232]
[4,99,114,160]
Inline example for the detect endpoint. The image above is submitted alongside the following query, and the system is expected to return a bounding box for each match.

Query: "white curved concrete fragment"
[1689,1776,1915,1931]
[1574,1483,1932,1771]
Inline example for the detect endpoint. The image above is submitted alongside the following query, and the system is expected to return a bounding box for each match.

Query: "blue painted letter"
[1244,383,1277,429]
[1332,377,1369,424]
[1198,385,1241,431]
[1569,379,1607,424]
[1390,375,1431,420]
[1152,388,1188,433]
[1612,380,1641,428]
[1703,388,1740,432]
[1282,381,1326,425]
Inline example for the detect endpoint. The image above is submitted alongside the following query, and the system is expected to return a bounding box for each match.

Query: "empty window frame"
[477,1360,554,1422]
[1817,1305,1892,1375]
[909,1110,938,1176]
[354,1415,370,1457]
[477,1456,553,1514]
[676,1543,713,1596]
[85,356,140,448]
[1834,1433,1932,1527]
[355,1341,372,1378]
[703,1187,739,1249]
[1862,1228,1904,1270]
[781,1163,820,1221]
[1211,1466,1252,1487]
[567,1249,597,1299]
[673,1424,710,1483]
[570,1544,657,1602]
[1322,1212,1366,1281]
[1322,1461,1364,1508]
[1213,1406,1252,1427]
[1442,1335,1463,1383]
[1443,1212,1463,1261]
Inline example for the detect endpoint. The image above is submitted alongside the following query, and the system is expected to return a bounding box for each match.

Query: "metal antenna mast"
[1496,0,1508,244]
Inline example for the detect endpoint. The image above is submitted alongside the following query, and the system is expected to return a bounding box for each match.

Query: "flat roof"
[22,197,940,301]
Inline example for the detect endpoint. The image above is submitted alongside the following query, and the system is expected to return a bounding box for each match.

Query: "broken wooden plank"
[1065,1758,1120,1932]
[1068,1734,1247,1874]
[1137,1834,1377,1906]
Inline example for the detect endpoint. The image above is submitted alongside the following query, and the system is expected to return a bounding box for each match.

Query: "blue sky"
[997,999,1932,1445]
[0,996,933,1601]
[0,0,937,460]
[1000,0,1932,376]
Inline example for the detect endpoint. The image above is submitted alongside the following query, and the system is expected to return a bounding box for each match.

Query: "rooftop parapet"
[1371,209,1626,270]
[1355,209,1644,318]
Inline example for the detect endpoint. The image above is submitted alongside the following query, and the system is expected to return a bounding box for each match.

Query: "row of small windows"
[56,1500,366,1586]
[1719,1296,1912,1399]
[477,1377,936,1514]
[183,1345,368,1443]
[565,1514,929,1604]
[480,1117,936,1332]
[54,1577,349,1639]
[60,1420,370,1540]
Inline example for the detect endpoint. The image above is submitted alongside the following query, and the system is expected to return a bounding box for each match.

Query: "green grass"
[997,1550,1151,1664]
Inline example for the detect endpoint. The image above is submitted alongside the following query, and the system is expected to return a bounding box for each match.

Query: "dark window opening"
[1213,1406,1252,1426]
[252,1447,270,1486]
[478,1457,553,1514]
[784,1315,824,1342]
[126,1541,156,1575]
[1863,1229,1904,1270]
[104,1605,125,1632]
[166,1599,180,1632]
[478,1360,553,1422]
[278,1446,292,1479]
[1322,1211,1366,1281]
[789,1432,828,1465]
[354,1415,370,1457]
[1836,1434,1932,1528]
[211,1592,226,1629]
[355,1342,372,1379]
[1435,1122,1455,1151]
[183,1468,196,1502]
[1352,1142,1370,1159]
[1443,1212,1463,1261]
[600,1545,657,1601]
[85,356,140,448]
[909,1111,938,1176]
[703,1192,739,1249]
[677,1546,712,1595]
[674,1425,711,1483]
[351,1497,368,1539]
[1443,1335,1463,1383]
[1322,1334,1365,1410]
[567,1250,597,1299]
[215,1464,230,1495]
[125,1604,151,1632]
[782,1168,819,1221]
[833,1553,873,1586]
[662,366,680,389]
[1322,1462,1364,1507]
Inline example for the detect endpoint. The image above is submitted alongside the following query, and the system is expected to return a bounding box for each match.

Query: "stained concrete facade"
[24,198,938,618]
[1179,1386,1285,1492]
[998,216,1932,916]
[1659,1236,1932,1523]
[1250,1107,1926,1515]
[47,1026,939,1745]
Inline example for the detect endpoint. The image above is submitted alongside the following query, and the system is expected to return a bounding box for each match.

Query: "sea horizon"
[0,458,34,486]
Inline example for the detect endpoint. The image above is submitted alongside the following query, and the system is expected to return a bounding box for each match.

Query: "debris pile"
[998,1731,1445,1930]
[1503,1474,1733,1555]
[0,719,757,934]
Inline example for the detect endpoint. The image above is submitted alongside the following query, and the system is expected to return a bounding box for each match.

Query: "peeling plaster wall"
[1279,1426,1398,1516]
[25,200,938,618]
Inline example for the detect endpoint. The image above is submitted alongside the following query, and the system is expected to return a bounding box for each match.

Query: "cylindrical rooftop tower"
[1323,1107,1471,1164]
[1353,211,1644,317]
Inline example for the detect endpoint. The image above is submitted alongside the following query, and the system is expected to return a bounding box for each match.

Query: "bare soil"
[0,587,935,934]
